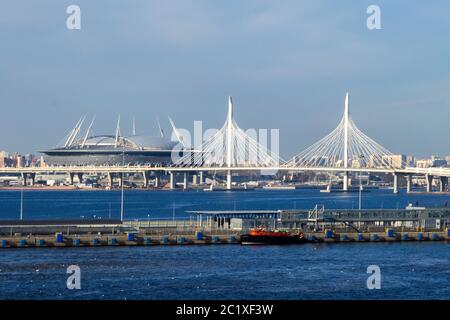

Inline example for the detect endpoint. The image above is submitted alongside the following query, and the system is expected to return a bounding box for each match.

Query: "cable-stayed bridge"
[1,94,449,193]
[173,97,282,189]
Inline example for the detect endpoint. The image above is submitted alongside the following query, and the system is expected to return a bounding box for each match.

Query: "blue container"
[1,240,7,247]
[19,239,27,247]
[56,233,63,243]
[196,231,203,240]
[73,238,81,246]
[229,236,237,243]
[325,229,333,238]
[386,229,394,237]
[308,235,317,242]
[38,239,46,246]
[92,238,99,246]
[340,234,348,241]
[447,229,450,237]
[357,234,363,241]
[402,234,409,241]
[110,238,118,245]
[371,234,379,241]
[162,236,169,244]
[127,233,135,241]
[213,236,220,243]
[432,233,439,241]
[417,233,423,241]
[178,237,186,244]
[145,237,152,245]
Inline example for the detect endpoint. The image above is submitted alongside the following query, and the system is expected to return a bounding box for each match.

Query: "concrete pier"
[142,171,150,188]
[406,174,412,193]
[440,176,448,192]
[154,172,160,188]
[226,170,232,190]
[426,174,433,193]
[1,207,449,249]
[343,172,349,191]
[0,221,448,248]
[393,173,399,194]
[107,172,114,187]
[21,173,27,186]
[29,173,36,186]
[169,172,176,190]
[69,173,75,185]
[183,172,188,190]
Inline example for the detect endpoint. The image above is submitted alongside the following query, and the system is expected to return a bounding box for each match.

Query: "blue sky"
[0,0,449,158]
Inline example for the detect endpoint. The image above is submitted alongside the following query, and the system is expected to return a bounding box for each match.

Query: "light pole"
[358,155,364,229]
[120,149,125,222]
[20,187,23,221]
[172,201,175,221]
[358,173,362,211]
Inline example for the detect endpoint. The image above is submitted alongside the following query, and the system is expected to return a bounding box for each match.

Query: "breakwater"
[0,216,449,248]
[1,230,449,248]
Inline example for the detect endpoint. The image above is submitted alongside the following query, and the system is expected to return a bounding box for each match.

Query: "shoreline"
[0,186,448,194]
[0,186,167,191]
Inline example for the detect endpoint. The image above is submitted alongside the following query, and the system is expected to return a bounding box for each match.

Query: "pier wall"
[0,220,448,248]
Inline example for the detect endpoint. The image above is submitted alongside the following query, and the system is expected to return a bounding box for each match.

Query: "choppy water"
[0,188,448,220]
[0,243,449,300]
[0,188,449,300]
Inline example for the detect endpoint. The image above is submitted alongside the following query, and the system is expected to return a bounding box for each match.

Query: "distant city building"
[431,155,447,168]
[14,153,25,168]
[351,159,362,168]
[445,156,450,165]
[39,156,47,167]
[23,154,34,167]
[416,159,433,168]
[406,155,415,167]
[0,150,8,168]
[0,151,37,168]
[381,154,406,169]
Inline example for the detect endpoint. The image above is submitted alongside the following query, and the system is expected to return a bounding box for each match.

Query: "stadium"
[41,116,183,166]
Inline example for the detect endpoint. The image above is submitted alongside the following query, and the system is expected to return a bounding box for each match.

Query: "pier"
[0,207,449,248]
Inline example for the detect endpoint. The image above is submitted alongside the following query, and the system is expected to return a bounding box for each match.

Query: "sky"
[0,0,449,159]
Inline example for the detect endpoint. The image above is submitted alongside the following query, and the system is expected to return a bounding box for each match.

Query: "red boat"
[240,228,305,245]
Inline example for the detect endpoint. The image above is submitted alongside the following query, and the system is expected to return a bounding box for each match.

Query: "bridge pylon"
[289,92,406,190]
[173,96,283,189]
